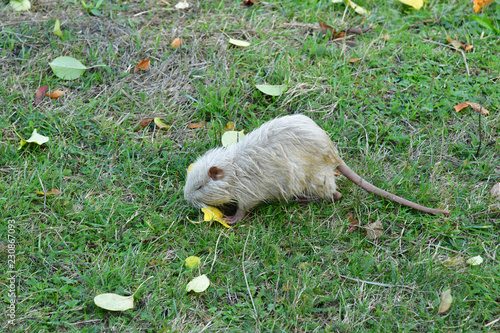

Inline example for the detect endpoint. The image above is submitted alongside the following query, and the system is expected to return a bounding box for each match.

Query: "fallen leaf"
[229,38,251,47]
[491,183,500,196]
[349,58,362,63]
[53,19,63,38]
[34,85,49,105]
[186,274,210,293]
[154,118,170,130]
[365,220,383,239]
[49,56,88,80]
[223,121,235,131]
[344,0,370,16]
[346,212,359,232]
[222,130,245,148]
[37,188,61,196]
[94,293,134,311]
[187,121,205,129]
[243,0,258,5]
[454,102,489,115]
[171,37,182,48]
[135,59,150,72]
[382,33,390,41]
[255,84,288,96]
[437,289,453,314]
[318,22,346,39]
[397,0,423,10]
[134,118,153,131]
[10,0,31,11]
[19,129,50,150]
[466,255,484,266]
[187,163,194,174]
[473,0,494,13]
[185,256,201,268]
[442,256,464,266]
[202,206,231,228]
[446,36,474,52]
[175,0,189,9]
[45,89,68,99]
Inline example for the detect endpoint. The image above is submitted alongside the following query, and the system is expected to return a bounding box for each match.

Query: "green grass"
[1,0,499,331]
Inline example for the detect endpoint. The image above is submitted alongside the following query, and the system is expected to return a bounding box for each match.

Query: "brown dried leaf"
[365,220,383,239]
[473,0,493,13]
[464,44,474,52]
[243,0,259,5]
[188,121,205,129]
[382,33,390,41]
[349,58,362,63]
[171,37,182,48]
[466,102,490,115]
[134,118,154,131]
[135,59,150,72]
[319,22,335,35]
[446,35,463,50]
[45,89,68,99]
[34,85,49,105]
[347,212,359,232]
[453,102,469,112]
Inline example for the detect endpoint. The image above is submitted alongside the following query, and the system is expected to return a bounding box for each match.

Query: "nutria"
[184,115,449,225]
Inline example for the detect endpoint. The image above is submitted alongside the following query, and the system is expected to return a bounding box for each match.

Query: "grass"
[1,0,499,331]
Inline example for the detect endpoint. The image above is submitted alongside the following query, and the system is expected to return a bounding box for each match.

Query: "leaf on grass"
[94,293,134,311]
[135,59,150,72]
[34,85,49,105]
[186,274,210,293]
[154,118,170,130]
[134,118,154,131]
[491,183,500,197]
[365,220,383,239]
[171,38,182,48]
[255,84,288,96]
[437,289,453,314]
[466,255,484,266]
[187,163,194,174]
[318,22,346,39]
[223,121,235,131]
[442,256,464,266]
[243,0,259,6]
[446,35,473,52]
[346,212,359,232]
[19,129,49,150]
[382,33,390,41]
[397,0,423,10]
[175,0,189,9]
[453,101,489,115]
[37,188,62,196]
[49,56,88,80]
[222,130,245,148]
[201,206,231,228]
[53,19,63,38]
[10,0,31,11]
[349,58,362,63]
[344,0,370,16]
[229,38,251,47]
[187,121,205,129]
[473,0,494,13]
[185,256,201,269]
[45,89,68,99]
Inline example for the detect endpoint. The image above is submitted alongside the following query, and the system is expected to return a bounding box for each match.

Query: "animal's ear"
[208,166,224,181]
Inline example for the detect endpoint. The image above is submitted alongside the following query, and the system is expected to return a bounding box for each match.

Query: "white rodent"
[184,115,449,225]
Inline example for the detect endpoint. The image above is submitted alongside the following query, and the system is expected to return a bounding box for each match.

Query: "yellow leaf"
[185,256,201,268]
[466,255,484,266]
[53,19,63,38]
[229,38,251,47]
[94,293,134,311]
[344,0,370,16]
[187,163,194,174]
[10,0,31,11]
[223,121,235,131]
[437,289,453,314]
[186,274,210,293]
[19,129,49,150]
[474,0,494,13]
[221,130,245,148]
[154,118,170,130]
[201,206,231,228]
[397,0,423,10]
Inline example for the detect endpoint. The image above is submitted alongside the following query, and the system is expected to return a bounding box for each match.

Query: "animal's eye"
[196,185,203,191]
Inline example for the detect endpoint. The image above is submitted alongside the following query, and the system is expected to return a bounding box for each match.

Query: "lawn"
[1,0,499,331]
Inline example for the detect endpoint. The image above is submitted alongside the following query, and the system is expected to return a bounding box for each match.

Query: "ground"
[1,0,499,332]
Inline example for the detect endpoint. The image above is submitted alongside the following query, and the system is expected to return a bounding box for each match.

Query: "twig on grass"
[242,229,259,322]
[485,316,500,328]
[338,274,415,289]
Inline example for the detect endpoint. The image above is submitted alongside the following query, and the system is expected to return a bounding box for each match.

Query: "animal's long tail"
[337,164,450,216]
